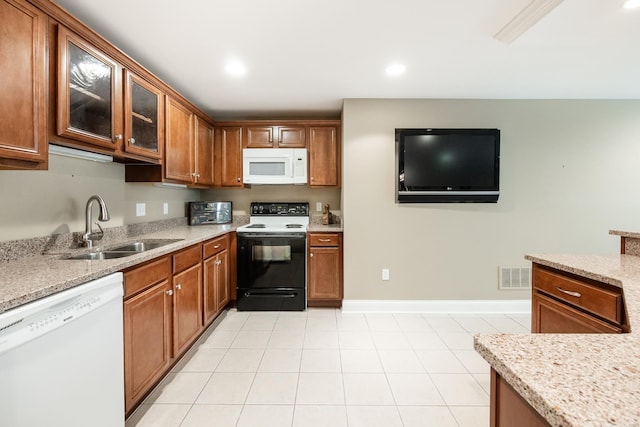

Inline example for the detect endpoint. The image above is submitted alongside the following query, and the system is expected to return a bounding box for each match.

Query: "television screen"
[396,128,500,203]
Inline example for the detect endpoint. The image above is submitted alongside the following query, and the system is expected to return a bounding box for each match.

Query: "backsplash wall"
[0,154,199,242]
[201,186,341,217]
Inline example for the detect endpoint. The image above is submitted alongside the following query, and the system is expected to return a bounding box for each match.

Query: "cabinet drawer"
[533,292,622,334]
[203,235,229,259]
[309,233,340,246]
[173,244,202,274]
[124,256,170,298]
[533,265,622,324]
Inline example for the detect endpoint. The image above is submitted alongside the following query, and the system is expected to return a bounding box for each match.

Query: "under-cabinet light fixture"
[49,144,113,163]
[494,0,565,44]
[153,182,188,189]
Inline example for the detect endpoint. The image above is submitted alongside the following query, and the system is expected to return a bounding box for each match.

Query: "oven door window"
[238,235,305,289]
[253,245,291,262]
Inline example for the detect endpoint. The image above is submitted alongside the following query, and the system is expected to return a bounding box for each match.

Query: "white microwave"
[242,148,308,185]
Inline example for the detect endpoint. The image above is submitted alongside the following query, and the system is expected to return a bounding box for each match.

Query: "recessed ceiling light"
[623,0,640,9]
[224,60,247,77]
[386,63,406,76]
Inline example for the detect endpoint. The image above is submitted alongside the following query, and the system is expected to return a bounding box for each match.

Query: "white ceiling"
[54,0,640,120]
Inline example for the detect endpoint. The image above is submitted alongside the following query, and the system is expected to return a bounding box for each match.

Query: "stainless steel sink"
[65,238,183,260]
[106,238,184,253]
[66,251,136,260]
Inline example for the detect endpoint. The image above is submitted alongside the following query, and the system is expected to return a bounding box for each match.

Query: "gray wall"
[0,155,200,242]
[0,153,341,242]
[342,99,640,301]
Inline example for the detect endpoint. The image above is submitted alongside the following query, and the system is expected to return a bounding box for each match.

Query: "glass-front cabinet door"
[57,26,122,149]
[124,71,164,161]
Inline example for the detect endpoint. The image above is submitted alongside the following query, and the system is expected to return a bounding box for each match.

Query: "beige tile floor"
[126,309,530,427]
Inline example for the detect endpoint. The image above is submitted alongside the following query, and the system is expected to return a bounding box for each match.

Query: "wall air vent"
[498,267,531,290]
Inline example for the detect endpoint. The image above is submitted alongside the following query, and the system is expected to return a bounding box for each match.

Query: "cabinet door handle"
[310,253,314,257]
[114,134,122,141]
[166,290,173,296]
[237,177,241,182]
[556,287,581,298]
[128,137,135,144]
[215,260,222,265]
[175,284,182,290]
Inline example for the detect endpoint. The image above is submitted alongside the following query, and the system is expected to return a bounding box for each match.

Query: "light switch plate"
[136,203,146,217]
[163,203,169,215]
[316,202,323,212]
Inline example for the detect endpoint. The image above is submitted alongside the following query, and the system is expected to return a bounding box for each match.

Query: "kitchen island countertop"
[475,252,640,427]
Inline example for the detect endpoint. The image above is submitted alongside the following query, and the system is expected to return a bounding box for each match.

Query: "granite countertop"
[0,217,344,314]
[475,252,640,427]
[0,223,234,314]
[307,223,344,232]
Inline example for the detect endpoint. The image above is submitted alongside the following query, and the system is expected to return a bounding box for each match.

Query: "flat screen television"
[396,128,500,203]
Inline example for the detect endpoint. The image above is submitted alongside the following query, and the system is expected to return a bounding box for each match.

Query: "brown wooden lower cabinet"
[531,263,625,334]
[491,369,551,427]
[172,262,203,355]
[307,232,343,307]
[123,256,172,415]
[203,234,230,325]
[123,235,232,416]
[532,292,622,333]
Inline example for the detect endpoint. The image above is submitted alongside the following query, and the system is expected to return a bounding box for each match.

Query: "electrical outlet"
[163,203,169,215]
[316,202,323,212]
[136,203,146,217]
[382,269,390,281]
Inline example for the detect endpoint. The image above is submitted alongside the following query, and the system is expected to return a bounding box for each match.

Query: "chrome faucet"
[81,195,111,249]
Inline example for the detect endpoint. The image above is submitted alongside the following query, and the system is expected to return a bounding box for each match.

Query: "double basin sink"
[66,238,183,260]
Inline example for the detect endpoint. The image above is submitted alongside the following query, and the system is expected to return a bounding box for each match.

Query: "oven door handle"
[243,291,298,298]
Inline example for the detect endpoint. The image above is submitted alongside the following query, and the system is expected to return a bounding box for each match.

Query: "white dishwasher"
[0,272,124,427]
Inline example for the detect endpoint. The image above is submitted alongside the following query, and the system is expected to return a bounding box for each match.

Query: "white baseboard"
[341,299,531,314]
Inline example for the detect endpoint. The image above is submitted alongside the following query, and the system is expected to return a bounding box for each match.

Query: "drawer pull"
[214,244,221,249]
[318,239,331,242]
[556,287,581,298]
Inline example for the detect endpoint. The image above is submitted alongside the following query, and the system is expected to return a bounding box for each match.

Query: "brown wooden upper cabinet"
[215,126,243,187]
[57,26,165,163]
[194,116,215,186]
[0,0,48,169]
[164,96,194,183]
[308,126,340,187]
[123,71,164,162]
[244,125,306,148]
[57,26,122,150]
